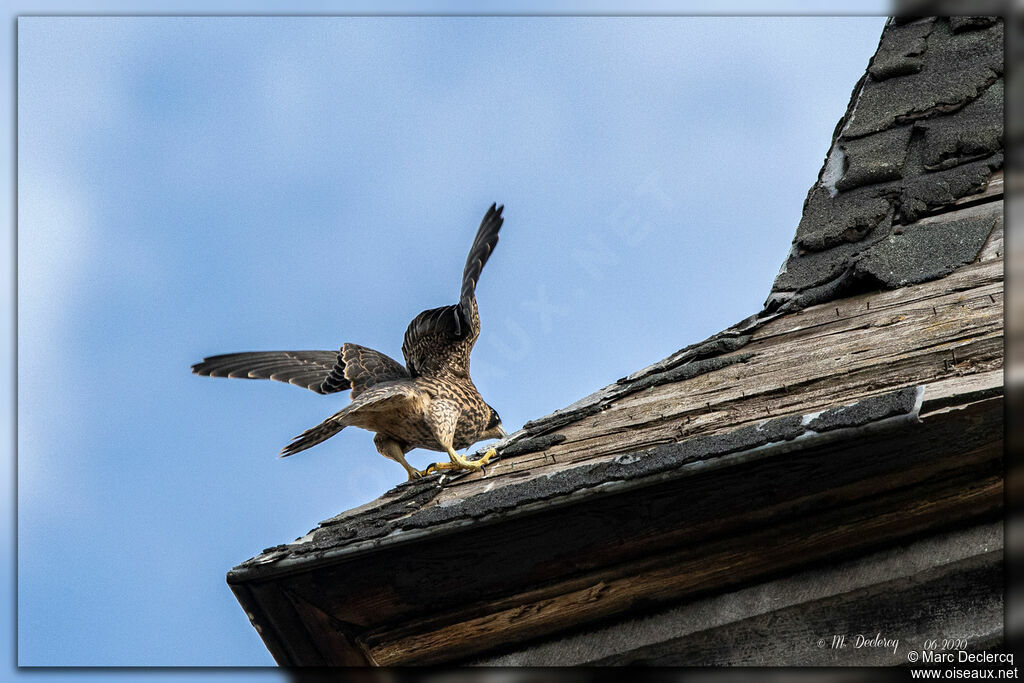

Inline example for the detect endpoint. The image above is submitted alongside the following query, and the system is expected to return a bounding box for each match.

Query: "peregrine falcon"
[192,204,507,481]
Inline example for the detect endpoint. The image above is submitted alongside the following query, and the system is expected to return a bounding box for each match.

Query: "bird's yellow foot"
[448,449,482,471]
[423,447,500,476]
[477,448,498,467]
[423,459,481,475]
[422,461,461,475]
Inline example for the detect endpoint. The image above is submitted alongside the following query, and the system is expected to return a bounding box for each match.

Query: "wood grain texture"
[434,245,1003,501]
[477,522,1002,665]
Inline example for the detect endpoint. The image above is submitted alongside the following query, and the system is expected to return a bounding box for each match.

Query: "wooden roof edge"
[325,389,1002,665]
[226,370,1008,585]
[226,349,1001,663]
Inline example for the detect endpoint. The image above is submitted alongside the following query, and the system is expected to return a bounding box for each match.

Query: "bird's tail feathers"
[280,413,348,458]
[279,365,418,458]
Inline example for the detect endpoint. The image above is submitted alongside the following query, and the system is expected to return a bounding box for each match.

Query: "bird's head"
[481,405,506,440]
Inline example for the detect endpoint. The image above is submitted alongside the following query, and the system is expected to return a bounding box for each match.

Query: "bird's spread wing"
[191,351,343,394]
[402,203,503,378]
[460,202,504,311]
[193,345,409,397]
[280,381,421,457]
[327,343,410,397]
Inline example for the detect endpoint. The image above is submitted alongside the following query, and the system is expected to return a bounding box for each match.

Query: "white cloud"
[16,166,97,510]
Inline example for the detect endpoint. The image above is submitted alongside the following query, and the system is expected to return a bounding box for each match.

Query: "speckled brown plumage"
[191,204,506,481]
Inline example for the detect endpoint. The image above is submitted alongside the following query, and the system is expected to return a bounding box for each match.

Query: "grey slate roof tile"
[895,153,1002,222]
[853,210,998,288]
[792,185,892,254]
[776,225,891,291]
[949,16,999,33]
[835,125,914,191]
[868,18,934,81]
[919,79,1003,171]
[844,18,1002,139]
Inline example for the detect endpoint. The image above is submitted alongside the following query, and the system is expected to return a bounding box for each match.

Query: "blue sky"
[10,3,888,674]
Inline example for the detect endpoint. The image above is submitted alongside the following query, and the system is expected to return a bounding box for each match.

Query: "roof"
[766,15,1002,312]
[226,17,1004,666]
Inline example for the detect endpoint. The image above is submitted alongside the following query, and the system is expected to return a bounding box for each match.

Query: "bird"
[191,203,507,481]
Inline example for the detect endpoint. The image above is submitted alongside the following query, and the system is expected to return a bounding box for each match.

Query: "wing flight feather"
[402,204,503,378]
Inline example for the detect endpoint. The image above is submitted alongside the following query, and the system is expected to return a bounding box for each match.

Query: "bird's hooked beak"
[483,423,507,440]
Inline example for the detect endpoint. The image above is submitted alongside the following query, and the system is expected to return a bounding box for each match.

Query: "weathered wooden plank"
[920,369,1003,414]
[439,256,1002,488]
[977,215,1004,262]
[363,473,1002,665]
[241,581,331,666]
[614,301,1001,418]
[461,343,1001,485]
[283,589,374,666]
[496,316,1002,475]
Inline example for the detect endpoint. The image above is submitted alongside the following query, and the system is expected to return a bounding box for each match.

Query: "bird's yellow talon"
[423,461,460,475]
[478,448,498,466]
